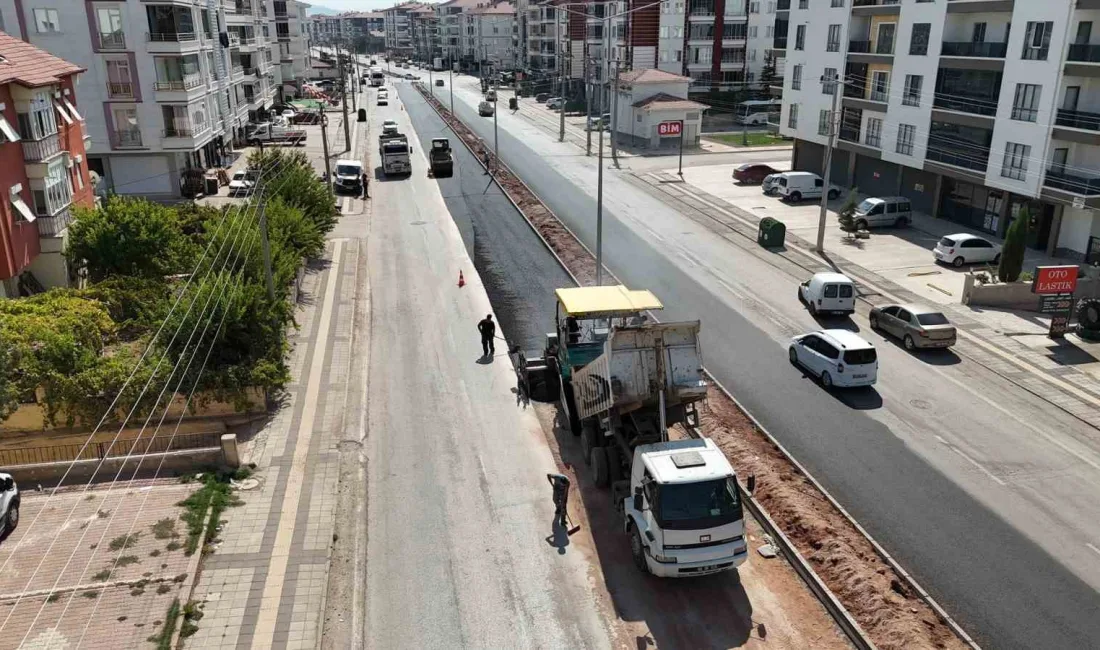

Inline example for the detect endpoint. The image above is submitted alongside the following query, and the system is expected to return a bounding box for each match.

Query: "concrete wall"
[5,447,231,488]
[963,275,1100,311]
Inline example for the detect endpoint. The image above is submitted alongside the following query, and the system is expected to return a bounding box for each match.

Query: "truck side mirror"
[633,492,643,512]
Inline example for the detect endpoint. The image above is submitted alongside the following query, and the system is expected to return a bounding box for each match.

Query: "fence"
[0,430,223,466]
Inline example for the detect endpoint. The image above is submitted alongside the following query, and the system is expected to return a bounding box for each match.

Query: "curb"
[414,83,896,650]
[169,502,214,648]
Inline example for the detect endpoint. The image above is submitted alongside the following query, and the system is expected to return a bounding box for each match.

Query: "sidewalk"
[631,169,1100,427]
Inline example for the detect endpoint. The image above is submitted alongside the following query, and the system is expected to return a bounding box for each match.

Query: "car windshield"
[939,237,956,248]
[843,348,877,365]
[916,312,951,326]
[656,478,742,530]
[232,173,246,181]
[336,165,361,176]
[857,199,876,213]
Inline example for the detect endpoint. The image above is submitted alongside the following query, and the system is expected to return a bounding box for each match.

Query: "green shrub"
[998,209,1029,282]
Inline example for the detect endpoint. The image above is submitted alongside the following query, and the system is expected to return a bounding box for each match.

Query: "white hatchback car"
[933,233,1002,267]
[789,329,878,389]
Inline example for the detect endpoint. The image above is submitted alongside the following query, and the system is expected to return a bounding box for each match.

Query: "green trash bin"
[758,217,786,248]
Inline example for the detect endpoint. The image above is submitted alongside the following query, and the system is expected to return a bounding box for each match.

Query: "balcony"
[163,126,194,138]
[933,95,998,117]
[36,207,72,238]
[148,31,197,43]
[98,31,127,50]
[926,146,987,172]
[21,133,62,162]
[153,75,203,91]
[112,128,143,148]
[1067,43,1100,63]
[1044,169,1100,196]
[839,126,861,143]
[777,0,790,9]
[107,81,136,99]
[1056,108,1100,131]
[941,41,1008,58]
[147,30,200,53]
[849,40,871,53]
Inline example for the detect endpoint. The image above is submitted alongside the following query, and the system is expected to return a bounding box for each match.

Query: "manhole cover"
[909,399,931,410]
[232,478,261,491]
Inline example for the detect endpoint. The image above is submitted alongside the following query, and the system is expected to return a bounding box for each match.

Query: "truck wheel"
[5,500,18,533]
[592,447,610,488]
[606,445,624,484]
[560,378,581,436]
[581,422,597,465]
[629,523,650,574]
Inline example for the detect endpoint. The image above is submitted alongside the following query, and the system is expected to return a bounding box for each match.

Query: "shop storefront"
[938,177,1055,250]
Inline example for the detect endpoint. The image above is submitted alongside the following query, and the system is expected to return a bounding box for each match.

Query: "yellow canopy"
[555,285,663,318]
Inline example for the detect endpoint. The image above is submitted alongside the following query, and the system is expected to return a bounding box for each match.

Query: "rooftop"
[632,92,709,112]
[555,285,663,318]
[641,439,733,485]
[0,31,84,88]
[617,68,691,87]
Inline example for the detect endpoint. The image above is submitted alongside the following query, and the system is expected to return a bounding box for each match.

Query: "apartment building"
[275,0,312,94]
[525,1,563,72]
[440,0,483,67]
[385,2,431,58]
[462,3,518,70]
[780,0,1100,262]
[0,0,306,200]
[0,32,94,296]
[309,13,346,43]
[409,4,440,63]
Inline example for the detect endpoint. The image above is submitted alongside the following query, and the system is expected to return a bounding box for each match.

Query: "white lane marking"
[676,250,698,268]
[934,435,1007,486]
[1087,542,1100,557]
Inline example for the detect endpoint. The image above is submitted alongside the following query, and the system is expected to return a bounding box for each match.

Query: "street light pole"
[585,51,592,156]
[816,71,842,254]
[596,74,605,286]
[558,11,565,142]
[611,58,619,164]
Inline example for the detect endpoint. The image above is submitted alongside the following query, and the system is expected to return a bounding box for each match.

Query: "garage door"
[794,140,825,175]
[829,149,851,187]
[900,167,938,215]
[852,155,899,197]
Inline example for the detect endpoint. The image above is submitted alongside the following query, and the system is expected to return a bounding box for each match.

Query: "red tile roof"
[617,68,690,86]
[632,92,709,112]
[0,31,84,88]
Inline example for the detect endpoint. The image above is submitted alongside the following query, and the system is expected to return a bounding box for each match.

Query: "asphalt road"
[423,74,1100,649]
[361,82,609,650]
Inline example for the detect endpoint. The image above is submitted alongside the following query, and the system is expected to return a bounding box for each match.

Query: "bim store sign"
[1032,266,1078,338]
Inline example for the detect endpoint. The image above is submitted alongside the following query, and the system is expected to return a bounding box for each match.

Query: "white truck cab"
[622,438,748,577]
[0,472,20,537]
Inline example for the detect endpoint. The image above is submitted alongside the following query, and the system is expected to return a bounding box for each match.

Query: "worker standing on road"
[478,314,496,358]
[361,171,370,199]
[482,149,491,175]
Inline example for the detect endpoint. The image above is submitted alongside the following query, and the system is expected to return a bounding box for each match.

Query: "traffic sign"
[1032,265,1079,294]
[658,120,683,136]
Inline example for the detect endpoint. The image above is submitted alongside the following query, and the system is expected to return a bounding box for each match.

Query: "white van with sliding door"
[775,171,841,202]
[789,329,878,389]
[798,272,856,316]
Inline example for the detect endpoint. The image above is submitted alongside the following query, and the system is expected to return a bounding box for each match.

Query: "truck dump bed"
[572,321,707,420]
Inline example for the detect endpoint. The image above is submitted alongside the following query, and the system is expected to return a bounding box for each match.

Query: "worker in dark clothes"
[361,171,370,198]
[478,314,496,357]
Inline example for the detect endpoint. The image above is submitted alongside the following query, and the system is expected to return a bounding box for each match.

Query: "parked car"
[381,119,399,135]
[479,100,495,116]
[0,472,19,537]
[853,196,912,229]
[869,304,957,350]
[933,233,1001,267]
[377,92,389,106]
[334,159,364,194]
[587,112,611,130]
[789,330,878,389]
[546,97,564,110]
[536,93,550,103]
[775,171,840,202]
[761,173,782,195]
[486,89,497,102]
[435,79,445,87]
[733,163,780,185]
[227,170,255,197]
[798,272,856,316]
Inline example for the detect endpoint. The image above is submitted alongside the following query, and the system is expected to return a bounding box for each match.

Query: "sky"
[308,0,402,12]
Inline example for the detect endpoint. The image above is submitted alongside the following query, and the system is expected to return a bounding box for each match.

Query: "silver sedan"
[869,304,957,350]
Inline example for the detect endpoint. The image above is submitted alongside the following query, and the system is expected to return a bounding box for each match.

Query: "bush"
[998,209,1029,282]
[247,149,338,235]
[836,189,860,236]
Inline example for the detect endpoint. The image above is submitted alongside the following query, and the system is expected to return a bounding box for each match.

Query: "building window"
[1001,143,1030,180]
[16,91,58,140]
[870,70,889,102]
[910,23,930,55]
[34,8,60,33]
[866,117,882,147]
[1023,21,1053,60]
[798,0,808,7]
[822,67,838,95]
[831,0,843,6]
[896,123,915,155]
[788,104,798,128]
[795,24,805,50]
[818,109,829,135]
[826,24,841,52]
[903,74,922,106]
[792,64,802,90]
[1012,84,1041,122]
[33,159,71,217]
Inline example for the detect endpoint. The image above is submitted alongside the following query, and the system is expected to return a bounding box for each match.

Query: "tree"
[760,50,778,90]
[67,196,199,282]
[998,208,1029,282]
[836,189,860,238]
[247,149,339,235]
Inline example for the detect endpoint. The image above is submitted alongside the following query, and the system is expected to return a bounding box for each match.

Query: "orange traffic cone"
[458,271,465,288]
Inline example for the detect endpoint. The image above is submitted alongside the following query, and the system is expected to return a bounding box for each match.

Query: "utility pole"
[450,65,455,113]
[340,47,351,152]
[585,49,592,156]
[558,11,565,142]
[742,10,750,146]
[816,71,841,254]
[611,58,620,164]
[320,113,333,193]
[258,199,276,300]
[493,68,499,167]
[596,75,605,286]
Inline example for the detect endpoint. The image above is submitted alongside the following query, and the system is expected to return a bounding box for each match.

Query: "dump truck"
[379,133,411,176]
[246,122,306,145]
[518,285,749,577]
[429,138,453,177]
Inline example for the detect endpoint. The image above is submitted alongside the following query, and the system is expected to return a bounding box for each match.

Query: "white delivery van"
[853,196,912,229]
[776,171,840,202]
[789,329,878,389]
[798,272,856,316]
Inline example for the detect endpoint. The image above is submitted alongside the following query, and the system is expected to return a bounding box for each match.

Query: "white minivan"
[776,171,841,202]
[789,329,878,389]
[798,272,856,316]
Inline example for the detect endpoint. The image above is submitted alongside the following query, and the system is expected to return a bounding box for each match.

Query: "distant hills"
[307,5,339,15]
